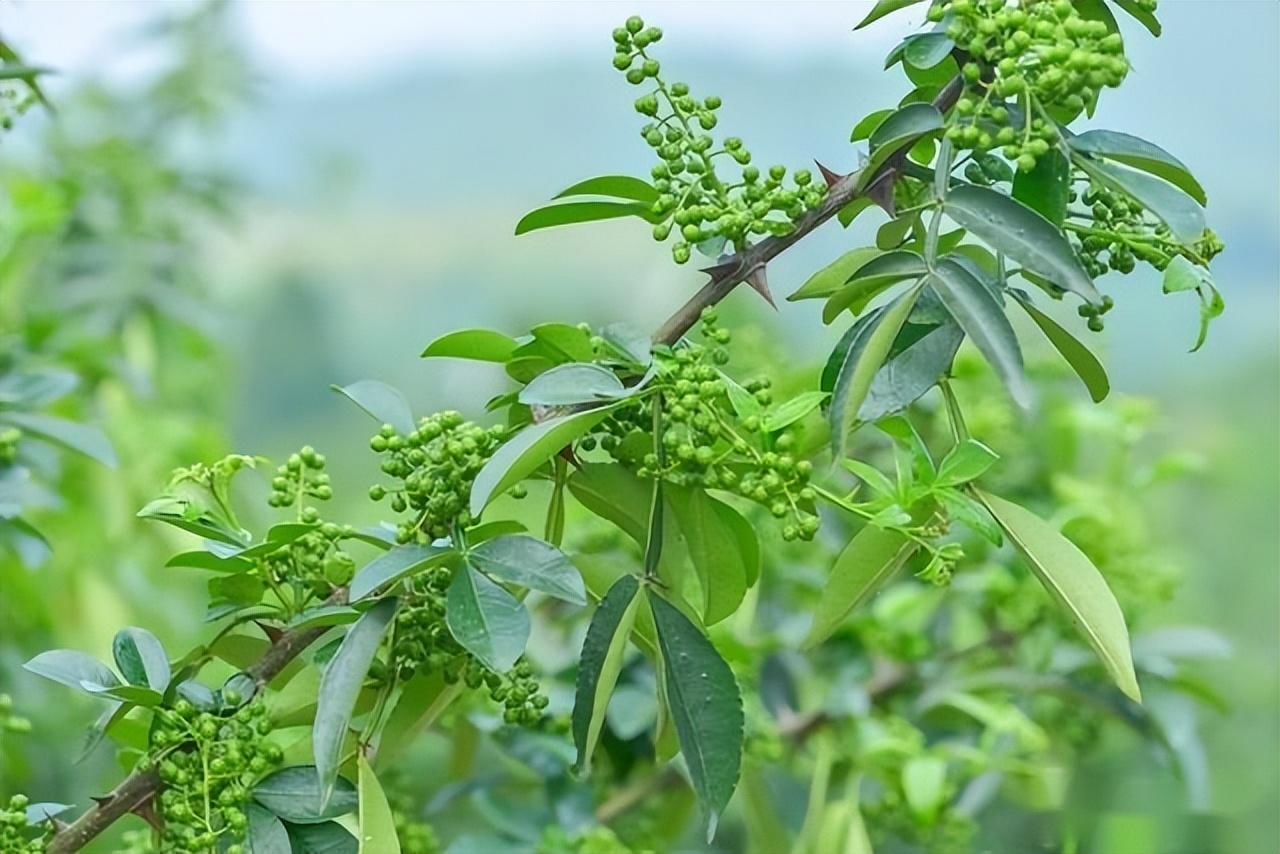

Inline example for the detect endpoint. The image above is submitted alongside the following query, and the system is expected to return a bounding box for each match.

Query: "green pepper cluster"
[611,15,826,262]
[0,795,49,854]
[257,522,357,597]
[143,694,281,854]
[0,426,21,465]
[0,692,31,734]
[936,0,1134,171]
[266,445,331,512]
[368,413,507,542]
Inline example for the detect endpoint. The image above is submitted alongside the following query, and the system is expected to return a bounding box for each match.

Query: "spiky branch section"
[47,67,964,854]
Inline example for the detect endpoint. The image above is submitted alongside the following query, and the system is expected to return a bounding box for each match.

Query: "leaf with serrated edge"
[572,575,642,772]
[666,486,749,625]
[805,525,916,647]
[975,490,1141,702]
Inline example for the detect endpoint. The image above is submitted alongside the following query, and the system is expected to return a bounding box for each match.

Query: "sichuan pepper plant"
[9,2,1228,852]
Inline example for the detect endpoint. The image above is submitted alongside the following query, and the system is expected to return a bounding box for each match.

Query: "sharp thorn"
[745,265,776,309]
[699,258,740,281]
[865,171,897,216]
[255,621,284,644]
[814,160,847,189]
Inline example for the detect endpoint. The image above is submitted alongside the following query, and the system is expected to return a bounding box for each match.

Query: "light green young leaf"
[1068,130,1204,204]
[935,439,998,487]
[553,175,658,203]
[761,391,829,433]
[468,534,586,605]
[788,247,883,302]
[420,328,519,363]
[572,575,642,773]
[314,599,398,804]
[650,594,744,843]
[515,201,654,236]
[717,370,761,418]
[841,458,897,497]
[517,363,626,407]
[850,109,892,142]
[349,543,455,601]
[1014,294,1110,402]
[976,490,1141,702]
[902,757,947,819]
[329,381,415,436]
[446,564,529,672]
[112,627,170,692]
[805,525,916,647]
[666,486,749,625]
[1162,256,1224,352]
[823,250,927,323]
[943,184,1099,303]
[935,489,1002,545]
[356,756,400,854]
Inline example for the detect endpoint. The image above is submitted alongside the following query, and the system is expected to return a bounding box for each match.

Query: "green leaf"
[857,104,944,192]
[860,321,964,422]
[928,259,1031,407]
[356,756,400,854]
[855,0,927,29]
[0,412,115,467]
[329,381,415,436]
[1112,0,1161,36]
[24,650,119,693]
[666,486,749,625]
[787,247,883,302]
[1012,148,1070,227]
[83,683,163,706]
[288,605,363,630]
[165,550,253,573]
[717,370,761,418]
[935,440,998,486]
[469,406,614,516]
[446,564,529,671]
[943,184,1099,303]
[420,329,519,362]
[570,554,658,655]
[1161,256,1223,352]
[517,363,625,407]
[761,392,829,433]
[830,284,923,460]
[468,534,586,605]
[823,250,927,323]
[112,627,170,692]
[553,175,658,203]
[515,201,654,236]
[348,543,455,601]
[253,766,359,823]
[975,490,1141,702]
[314,599,398,803]
[572,575,642,773]
[285,821,359,854]
[1069,130,1203,204]
[902,757,947,819]
[246,803,292,854]
[531,322,597,363]
[599,322,653,366]
[850,109,892,142]
[1073,156,1204,244]
[902,33,954,69]
[805,525,916,647]
[935,489,1002,545]
[1014,294,1110,402]
[650,594,743,842]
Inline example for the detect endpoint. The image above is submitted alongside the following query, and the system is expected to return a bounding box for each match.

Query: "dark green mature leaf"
[0,412,116,467]
[666,486,749,625]
[468,534,586,605]
[314,599,398,804]
[330,381,415,436]
[1069,130,1203,204]
[859,321,964,422]
[421,329,519,362]
[1162,256,1223,352]
[470,406,615,515]
[246,803,292,854]
[112,627,170,692]
[446,565,529,672]
[517,363,625,407]
[348,540,453,601]
[761,392,829,433]
[976,490,1141,702]
[253,766,359,823]
[1074,156,1204,244]
[823,250,927,323]
[286,822,359,854]
[805,525,916,647]
[1112,0,1161,35]
[515,201,654,236]
[821,312,880,393]
[24,650,119,693]
[651,594,744,842]
[553,175,659,203]
[830,284,923,460]
[943,184,1099,303]
[856,0,927,29]
[902,33,955,70]
[572,575,642,773]
[1012,148,1070,227]
[788,247,883,301]
[1014,294,1110,402]
[356,756,400,854]
[929,260,1031,407]
[857,104,944,191]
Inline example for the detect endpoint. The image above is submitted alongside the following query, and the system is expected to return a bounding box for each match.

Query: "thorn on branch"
[814,160,847,189]
[865,170,897,216]
[745,265,775,308]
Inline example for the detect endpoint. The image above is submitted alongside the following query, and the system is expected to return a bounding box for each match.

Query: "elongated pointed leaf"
[315,599,398,804]
[446,564,529,672]
[516,201,653,235]
[1161,255,1223,352]
[943,184,1099,303]
[1074,156,1204,244]
[330,381,415,436]
[666,487,749,625]
[1014,295,1109,402]
[356,756,400,854]
[857,104,944,190]
[246,803,292,854]
[830,284,923,459]
[286,821,359,854]
[470,406,614,515]
[976,490,1141,702]
[823,251,927,323]
[468,534,586,605]
[1069,130,1203,204]
[929,260,1031,407]
[112,627,170,692]
[554,175,658,203]
[421,328,519,362]
[1112,0,1161,35]
[1012,148,1070,227]
[650,594,743,842]
[1,412,115,467]
[253,766,359,824]
[860,321,964,421]
[24,650,119,693]
[572,575,642,773]
[788,247,883,301]
[856,0,928,30]
[805,525,916,647]
[761,391,829,433]
[936,440,998,486]
[349,543,455,601]
[517,363,625,407]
